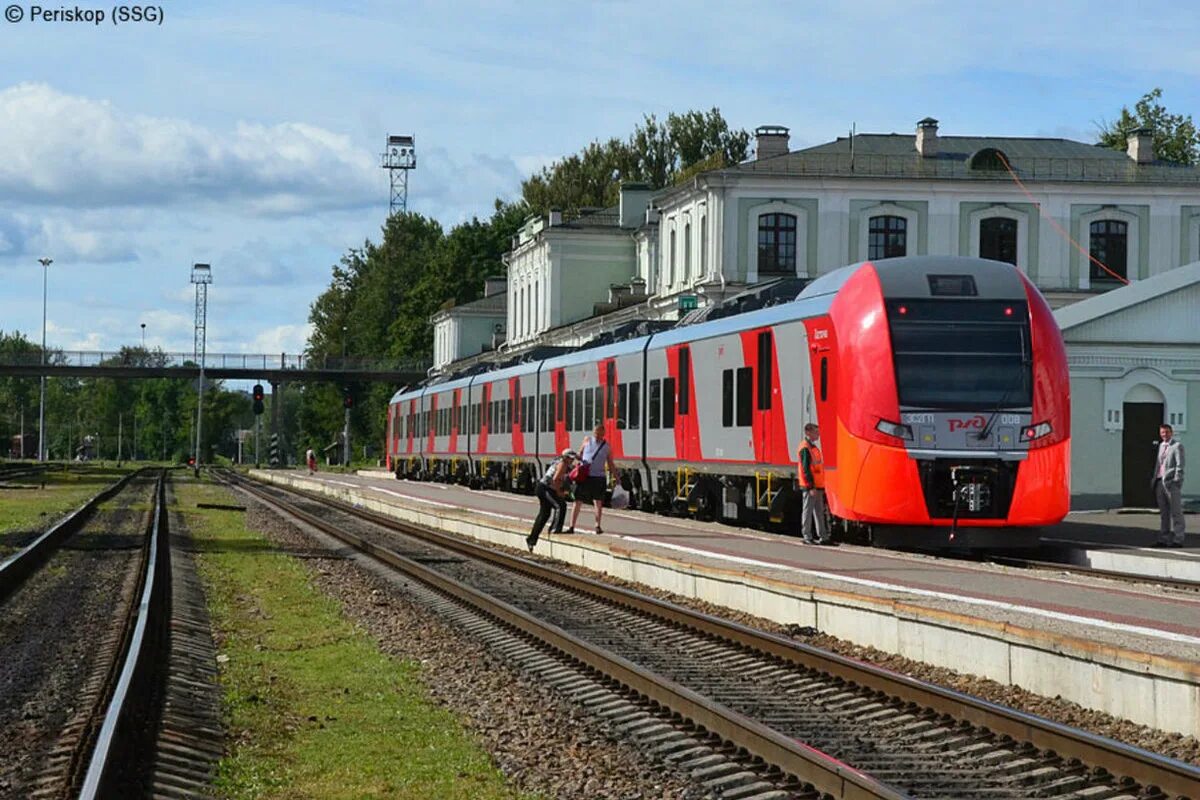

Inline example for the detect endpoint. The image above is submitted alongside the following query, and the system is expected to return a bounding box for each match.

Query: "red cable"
[995,152,1130,285]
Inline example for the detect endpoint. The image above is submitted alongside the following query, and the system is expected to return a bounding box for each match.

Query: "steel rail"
[0,468,143,602]
[78,471,170,798]
[222,471,911,800]
[230,471,1200,799]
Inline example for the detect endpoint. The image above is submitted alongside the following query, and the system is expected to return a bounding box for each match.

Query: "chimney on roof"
[548,209,563,226]
[916,117,939,158]
[755,125,790,161]
[483,276,507,298]
[619,182,653,229]
[1126,127,1155,164]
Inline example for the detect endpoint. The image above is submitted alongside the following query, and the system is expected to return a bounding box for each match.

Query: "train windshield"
[887,300,1032,410]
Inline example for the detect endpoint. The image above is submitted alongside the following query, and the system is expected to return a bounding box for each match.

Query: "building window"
[700,216,707,277]
[1089,219,1128,281]
[669,229,677,287]
[757,213,796,275]
[979,217,1017,265]
[868,215,906,260]
[684,222,692,284]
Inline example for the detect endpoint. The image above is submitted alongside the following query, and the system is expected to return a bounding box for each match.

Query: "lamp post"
[140,322,146,349]
[37,257,52,462]
[342,325,350,466]
[191,263,212,476]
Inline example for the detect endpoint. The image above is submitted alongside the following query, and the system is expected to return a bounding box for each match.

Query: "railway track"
[0,469,220,799]
[224,470,1200,800]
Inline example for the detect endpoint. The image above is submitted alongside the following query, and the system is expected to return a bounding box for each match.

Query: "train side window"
[648,380,661,429]
[820,357,828,402]
[556,379,565,422]
[722,369,734,427]
[617,383,628,429]
[628,382,640,429]
[663,377,676,429]
[584,388,595,429]
[594,386,603,424]
[757,330,773,410]
[736,367,753,427]
[677,348,690,415]
[547,392,556,431]
[565,391,574,432]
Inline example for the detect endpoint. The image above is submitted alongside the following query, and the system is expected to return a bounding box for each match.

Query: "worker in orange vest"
[797,423,831,544]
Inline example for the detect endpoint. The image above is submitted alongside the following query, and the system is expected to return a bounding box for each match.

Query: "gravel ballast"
[240,500,710,799]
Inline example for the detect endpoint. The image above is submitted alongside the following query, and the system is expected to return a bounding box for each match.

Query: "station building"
[430,118,1200,509]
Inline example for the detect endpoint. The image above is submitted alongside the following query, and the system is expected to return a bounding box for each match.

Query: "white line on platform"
[302,475,1199,646]
[619,537,1200,647]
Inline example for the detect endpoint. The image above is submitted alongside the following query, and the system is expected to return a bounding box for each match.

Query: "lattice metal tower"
[191,263,212,470]
[381,134,416,215]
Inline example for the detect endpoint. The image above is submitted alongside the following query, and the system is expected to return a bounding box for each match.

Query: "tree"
[1097,88,1200,165]
[521,108,749,214]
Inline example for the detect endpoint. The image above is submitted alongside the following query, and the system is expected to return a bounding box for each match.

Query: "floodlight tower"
[381,134,416,215]
[191,263,212,474]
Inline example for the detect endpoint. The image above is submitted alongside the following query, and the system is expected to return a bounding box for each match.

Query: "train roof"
[539,336,649,371]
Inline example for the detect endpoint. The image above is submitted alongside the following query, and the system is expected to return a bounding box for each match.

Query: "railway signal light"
[342,385,354,409]
[252,384,265,415]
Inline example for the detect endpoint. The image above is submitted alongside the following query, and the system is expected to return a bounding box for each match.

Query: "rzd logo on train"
[947,415,987,432]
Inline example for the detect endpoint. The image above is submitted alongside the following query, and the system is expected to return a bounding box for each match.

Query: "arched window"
[1089,219,1128,281]
[868,215,906,260]
[979,217,1017,265]
[668,229,677,287]
[969,148,1009,171]
[684,222,692,283]
[757,213,796,275]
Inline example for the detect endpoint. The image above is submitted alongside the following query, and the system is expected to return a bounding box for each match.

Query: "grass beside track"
[182,476,531,800]
[0,465,132,555]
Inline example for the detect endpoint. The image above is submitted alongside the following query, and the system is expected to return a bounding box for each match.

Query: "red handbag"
[568,462,588,483]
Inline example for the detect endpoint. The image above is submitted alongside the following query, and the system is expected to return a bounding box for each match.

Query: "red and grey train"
[386,256,1070,547]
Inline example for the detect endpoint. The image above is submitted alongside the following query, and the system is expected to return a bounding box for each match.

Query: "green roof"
[726,134,1200,185]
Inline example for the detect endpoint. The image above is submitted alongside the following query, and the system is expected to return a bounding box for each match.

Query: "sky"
[1,0,1198,359]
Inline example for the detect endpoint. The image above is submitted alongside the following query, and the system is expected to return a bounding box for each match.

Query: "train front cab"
[813,258,1070,548]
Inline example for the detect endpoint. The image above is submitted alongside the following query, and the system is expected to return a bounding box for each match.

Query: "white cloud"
[245,323,314,354]
[0,83,380,214]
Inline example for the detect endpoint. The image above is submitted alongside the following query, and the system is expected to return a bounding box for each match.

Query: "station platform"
[1046,510,1200,582]
[250,468,1200,737]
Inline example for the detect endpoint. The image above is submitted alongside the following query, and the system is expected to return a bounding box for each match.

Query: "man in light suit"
[1152,423,1186,547]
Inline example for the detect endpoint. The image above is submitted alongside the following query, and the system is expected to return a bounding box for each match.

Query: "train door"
[1122,402,1162,507]
[752,328,789,465]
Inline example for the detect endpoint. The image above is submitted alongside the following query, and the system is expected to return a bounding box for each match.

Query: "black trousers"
[529,483,566,545]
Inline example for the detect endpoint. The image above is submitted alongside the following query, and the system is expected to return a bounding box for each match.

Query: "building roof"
[433,290,507,319]
[560,205,621,229]
[1054,260,1200,345]
[726,134,1200,185]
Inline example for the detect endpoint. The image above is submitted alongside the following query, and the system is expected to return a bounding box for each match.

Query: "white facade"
[504,209,639,348]
[1055,261,1200,508]
[639,124,1200,317]
[431,293,506,372]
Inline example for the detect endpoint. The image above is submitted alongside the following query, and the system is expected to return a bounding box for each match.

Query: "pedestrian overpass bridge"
[0,350,430,386]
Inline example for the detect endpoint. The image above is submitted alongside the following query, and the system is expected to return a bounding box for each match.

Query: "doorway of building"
[1122,402,1162,507]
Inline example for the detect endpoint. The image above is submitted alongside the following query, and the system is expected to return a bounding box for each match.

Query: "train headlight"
[1020,421,1053,441]
[876,419,914,440]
